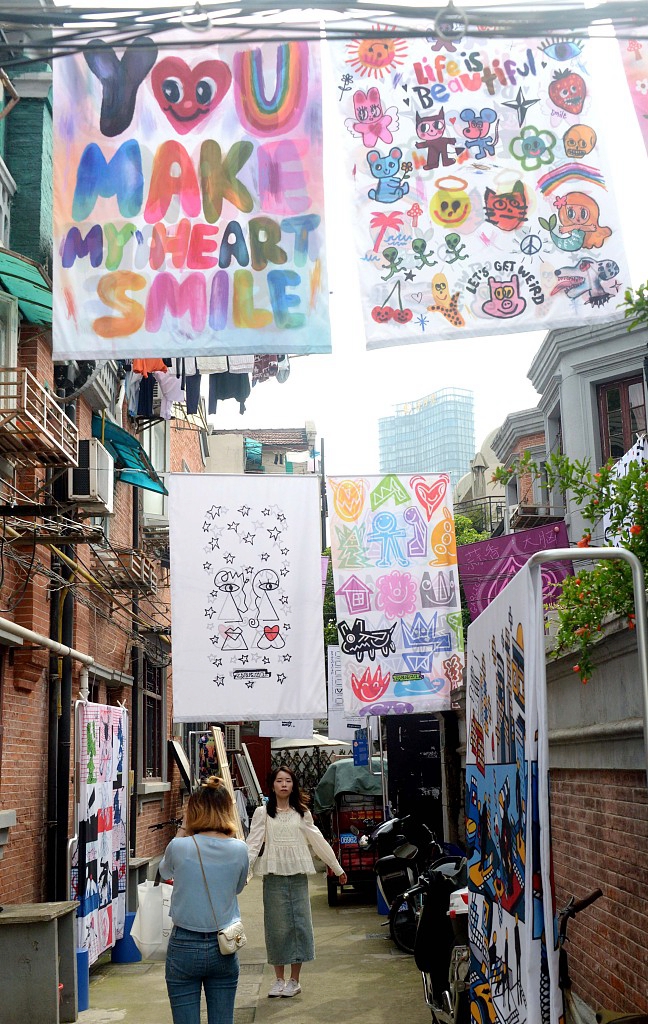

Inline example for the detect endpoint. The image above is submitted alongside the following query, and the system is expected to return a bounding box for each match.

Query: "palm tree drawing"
[370,210,405,253]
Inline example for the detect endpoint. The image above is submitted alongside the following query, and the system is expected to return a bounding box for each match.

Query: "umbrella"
[270,733,351,750]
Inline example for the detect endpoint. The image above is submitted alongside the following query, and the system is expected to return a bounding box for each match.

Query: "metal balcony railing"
[454,495,506,536]
[0,367,78,466]
[509,503,564,531]
[91,547,158,596]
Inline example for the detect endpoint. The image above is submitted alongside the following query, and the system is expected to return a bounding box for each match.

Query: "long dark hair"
[266,764,309,818]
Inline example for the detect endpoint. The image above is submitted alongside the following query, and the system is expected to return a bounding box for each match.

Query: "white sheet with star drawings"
[168,474,327,721]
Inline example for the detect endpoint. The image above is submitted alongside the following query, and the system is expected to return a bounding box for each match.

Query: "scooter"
[413,858,470,1023]
[367,815,443,911]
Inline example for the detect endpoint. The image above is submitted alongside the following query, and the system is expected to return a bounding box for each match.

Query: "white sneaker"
[282,979,302,997]
[268,979,285,997]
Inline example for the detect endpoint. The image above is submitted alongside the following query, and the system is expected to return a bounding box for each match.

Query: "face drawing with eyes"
[151,56,232,134]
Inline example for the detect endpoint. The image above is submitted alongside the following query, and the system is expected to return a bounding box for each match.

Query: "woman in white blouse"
[246,765,347,999]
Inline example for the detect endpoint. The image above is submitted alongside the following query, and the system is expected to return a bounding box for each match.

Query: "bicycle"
[558,889,648,1024]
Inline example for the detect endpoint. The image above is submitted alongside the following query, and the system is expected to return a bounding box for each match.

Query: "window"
[143,657,164,778]
[598,376,647,461]
[141,420,169,521]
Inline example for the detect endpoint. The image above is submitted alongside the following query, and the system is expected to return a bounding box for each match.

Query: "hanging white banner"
[328,29,630,349]
[327,474,463,716]
[466,562,560,1024]
[169,474,327,721]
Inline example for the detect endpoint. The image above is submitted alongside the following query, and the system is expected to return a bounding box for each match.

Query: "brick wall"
[0,332,207,900]
[550,768,648,1015]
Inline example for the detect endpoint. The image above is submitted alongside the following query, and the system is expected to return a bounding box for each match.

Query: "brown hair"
[266,764,309,818]
[184,776,237,836]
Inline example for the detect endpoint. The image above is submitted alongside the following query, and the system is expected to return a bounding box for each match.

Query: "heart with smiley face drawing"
[151,57,232,134]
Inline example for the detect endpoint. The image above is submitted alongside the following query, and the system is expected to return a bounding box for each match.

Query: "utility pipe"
[0,614,93,668]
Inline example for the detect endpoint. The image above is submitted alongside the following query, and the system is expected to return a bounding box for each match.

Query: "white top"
[246,805,344,879]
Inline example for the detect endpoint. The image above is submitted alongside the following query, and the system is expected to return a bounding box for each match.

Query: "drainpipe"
[55,397,76,900]
[129,488,141,856]
[46,575,60,901]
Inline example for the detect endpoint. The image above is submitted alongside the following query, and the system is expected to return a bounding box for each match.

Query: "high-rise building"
[378,387,475,486]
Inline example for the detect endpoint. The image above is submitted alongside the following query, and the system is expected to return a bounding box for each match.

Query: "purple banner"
[457,522,571,620]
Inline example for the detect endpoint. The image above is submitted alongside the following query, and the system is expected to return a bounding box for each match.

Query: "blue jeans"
[165,926,239,1024]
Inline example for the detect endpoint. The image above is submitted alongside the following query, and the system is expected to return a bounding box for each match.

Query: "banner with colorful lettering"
[168,473,327,721]
[53,35,329,359]
[327,474,463,716]
[618,32,648,158]
[329,30,629,348]
[466,563,560,1024]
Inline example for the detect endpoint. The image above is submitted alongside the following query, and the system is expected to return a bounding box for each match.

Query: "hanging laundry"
[227,355,254,374]
[153,370,185,420]
[132,358,168,377]
[252,355,279,386]
[196,356,228,374]
[276,354,291,384]
[208,372,250,415]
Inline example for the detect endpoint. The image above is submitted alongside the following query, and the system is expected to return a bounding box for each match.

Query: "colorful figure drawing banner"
[72,702,128,966]
[168,474,327,721]
[329,30,630,348]
[466,563,560,1024]
[52,35,329,359]
[327,474,463,716]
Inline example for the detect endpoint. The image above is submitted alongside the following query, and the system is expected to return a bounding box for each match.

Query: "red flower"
[630,524,642,535]
[576,536,591,548]
[573,664,580,673]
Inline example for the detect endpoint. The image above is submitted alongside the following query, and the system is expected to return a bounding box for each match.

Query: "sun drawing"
[346,31,408,79]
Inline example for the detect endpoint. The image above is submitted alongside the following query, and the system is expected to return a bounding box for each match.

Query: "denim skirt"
[263,874,315,965]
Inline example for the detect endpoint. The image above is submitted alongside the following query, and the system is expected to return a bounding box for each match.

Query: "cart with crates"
[313,758,386,906]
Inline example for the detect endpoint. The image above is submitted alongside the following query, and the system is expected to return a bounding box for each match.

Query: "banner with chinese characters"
[327,474,463,716]
[466,563,560,1024]
[72,702,128,966]
[53,35,329,359]
[457,521,572,620]
[329,30,629,348]
[168,474,327,721]
[618,33,648,158]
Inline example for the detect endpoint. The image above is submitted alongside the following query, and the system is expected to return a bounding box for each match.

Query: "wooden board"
[212,726,245,840]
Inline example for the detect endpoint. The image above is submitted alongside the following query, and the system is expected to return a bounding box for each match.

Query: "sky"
[58,0,648,477]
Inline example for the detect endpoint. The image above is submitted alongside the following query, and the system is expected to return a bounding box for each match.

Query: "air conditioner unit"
[224,724,241,752]
[68,438,115,514]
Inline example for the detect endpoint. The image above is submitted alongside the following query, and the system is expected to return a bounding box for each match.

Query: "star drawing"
[268,527,281,541]
[260,552,270,562]
[502,87,540,126]
[228,521,239,532]
[203,562,212,572]
[214,675,225,686]
[277,673,286,684]
[224,552,235,564]
[207,506,222,519]
[238,506,251,516]
[243,533,255,545]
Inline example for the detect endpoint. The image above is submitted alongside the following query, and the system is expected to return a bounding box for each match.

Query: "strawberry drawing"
[548,69,586,115]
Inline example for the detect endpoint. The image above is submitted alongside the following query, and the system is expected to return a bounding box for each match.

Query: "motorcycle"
[367,815,443,911]
[413,859,470,1024]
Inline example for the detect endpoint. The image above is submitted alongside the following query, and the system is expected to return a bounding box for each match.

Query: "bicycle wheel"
[389,893,418,954]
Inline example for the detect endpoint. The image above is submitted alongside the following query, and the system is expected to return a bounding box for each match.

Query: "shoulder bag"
[191,835,247,955]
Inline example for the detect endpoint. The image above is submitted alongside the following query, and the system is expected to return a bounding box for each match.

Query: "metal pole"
[319,436,327,553]
[527,547,648,789]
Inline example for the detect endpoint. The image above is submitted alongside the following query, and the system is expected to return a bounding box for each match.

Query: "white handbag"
[130,878,173,960]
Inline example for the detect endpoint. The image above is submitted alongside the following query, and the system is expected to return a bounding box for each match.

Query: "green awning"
[0,248,52,324]
[92,415,168,496]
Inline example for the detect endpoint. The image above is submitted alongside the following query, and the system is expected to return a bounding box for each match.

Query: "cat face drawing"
[484,180,528,232]
[416,108,446,141]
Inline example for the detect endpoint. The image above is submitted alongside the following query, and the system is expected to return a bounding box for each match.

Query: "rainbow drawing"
[233,41,308,137]
[537,162,606,195]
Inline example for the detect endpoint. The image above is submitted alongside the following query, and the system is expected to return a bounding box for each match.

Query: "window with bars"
[598,376,647,462]
[143,657,164,779]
